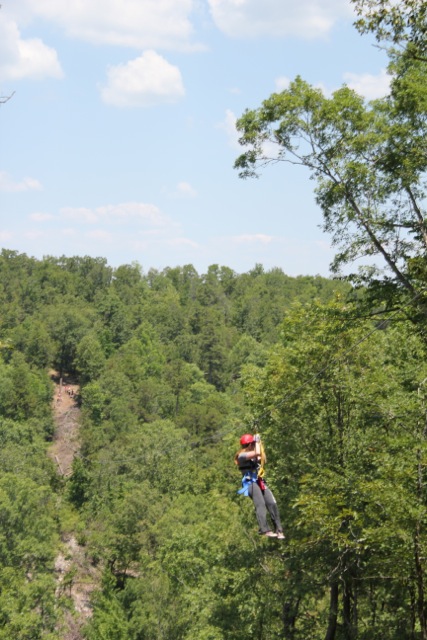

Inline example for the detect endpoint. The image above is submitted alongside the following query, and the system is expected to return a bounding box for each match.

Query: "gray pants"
[249,482,283,534]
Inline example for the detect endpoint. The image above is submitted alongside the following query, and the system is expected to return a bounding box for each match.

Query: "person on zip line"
[234,433,285,539]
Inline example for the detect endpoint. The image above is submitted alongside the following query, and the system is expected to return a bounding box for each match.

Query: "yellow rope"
[255,433,266,478]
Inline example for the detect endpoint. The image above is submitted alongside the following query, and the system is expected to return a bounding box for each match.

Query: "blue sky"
[0,0,390,277]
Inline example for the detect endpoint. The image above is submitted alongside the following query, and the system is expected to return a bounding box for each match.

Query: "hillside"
[1,250,426,638]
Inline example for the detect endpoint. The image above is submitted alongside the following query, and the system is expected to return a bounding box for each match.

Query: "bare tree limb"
[0,91,15,105]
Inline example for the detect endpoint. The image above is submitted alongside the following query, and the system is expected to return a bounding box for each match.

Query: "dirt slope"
[48,372,99,640]
[49,374,80,477]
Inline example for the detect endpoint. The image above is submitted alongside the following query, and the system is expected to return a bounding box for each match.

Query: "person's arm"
[239,445,260,461]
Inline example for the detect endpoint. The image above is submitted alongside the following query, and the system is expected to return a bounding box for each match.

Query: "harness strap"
[237,470,258,496]
[237,471,266,496]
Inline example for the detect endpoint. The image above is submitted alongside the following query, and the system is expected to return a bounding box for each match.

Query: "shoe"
[276,531,285,540]
[261,531,277,538]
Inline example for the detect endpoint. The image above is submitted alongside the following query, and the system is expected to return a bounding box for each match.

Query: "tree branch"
[406,187,427,249]
[0,92,15,105]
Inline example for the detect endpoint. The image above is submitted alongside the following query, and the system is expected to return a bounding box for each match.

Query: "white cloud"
[208,0,353,39]
[86,229,114,242]
[25,230,45,239]
[0,231,13,241]
[0,171,43,192]
[61,228,77,237]
[60,202,172,226]
[100,51,185,107]
[30,212,55,221]
[0,16,63,80]
[218,109,240,148]
[61,207,99,224]
[275,76,290,92]
[175,182,197,198]
[15,0,199,51]
[168,237,199,248]
[315,81,331,96]
[343,68,391,100]
[233,234,273,245]
[315,68,391,100]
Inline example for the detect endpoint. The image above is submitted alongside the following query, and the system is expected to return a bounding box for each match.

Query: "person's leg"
[249,482,271,533]
[263,486,283,534]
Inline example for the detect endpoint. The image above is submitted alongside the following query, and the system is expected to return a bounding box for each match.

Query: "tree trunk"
[415,433,427,640]
[343,579,357,640]
[410,585,417,640]
[414,521,427,639]
[324,581,339,640]
[282,598,299,640]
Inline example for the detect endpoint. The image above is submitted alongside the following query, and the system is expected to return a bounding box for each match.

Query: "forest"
[2,1,427,638]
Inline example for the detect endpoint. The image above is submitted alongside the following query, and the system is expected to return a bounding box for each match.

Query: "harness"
[236,434,267,496]
[237,469,259,496]
[237,453,267,497]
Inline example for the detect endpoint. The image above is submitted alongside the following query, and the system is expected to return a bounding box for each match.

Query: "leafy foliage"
[234,57,427,324]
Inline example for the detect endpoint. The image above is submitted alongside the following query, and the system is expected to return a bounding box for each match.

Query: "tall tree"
[352,0,427,61]
[234,47,427,322]
[241,301,427,638]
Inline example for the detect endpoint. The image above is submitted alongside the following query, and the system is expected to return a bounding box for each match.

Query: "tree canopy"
[234,1,427,324]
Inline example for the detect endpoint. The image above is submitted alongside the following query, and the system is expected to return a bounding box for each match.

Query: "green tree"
[74,332,106,384]
[42,301,94,375]
[191,307,234,390]
[234,68,427,320]
[241,301,427,638]
[0,353,52,421]
[95,289,133,353]
[0,471,59,639]
[352,0,427,61]
[50,255,113,302]
[11,318,55,369]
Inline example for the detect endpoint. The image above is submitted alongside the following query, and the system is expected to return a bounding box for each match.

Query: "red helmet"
[240,434,255,446]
